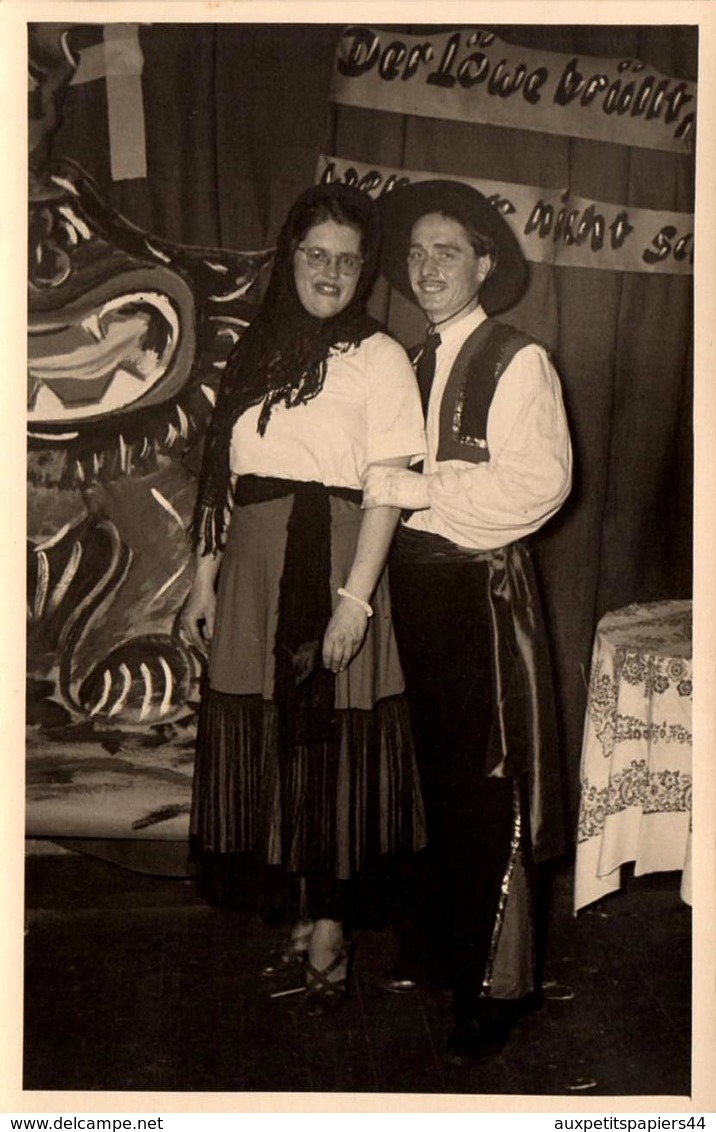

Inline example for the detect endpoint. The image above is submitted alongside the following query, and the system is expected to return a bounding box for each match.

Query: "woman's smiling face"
[293,219,363,319]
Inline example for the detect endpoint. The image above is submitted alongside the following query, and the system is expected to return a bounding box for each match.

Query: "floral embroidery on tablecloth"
[611,713,691,748]
[587,648,693,759]
[577,759,692,843]
[668,657,689,682]
[612,648,692,698]
[586,671,618,755]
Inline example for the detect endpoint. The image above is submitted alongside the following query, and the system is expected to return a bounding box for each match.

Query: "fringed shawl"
[191,182,382,554]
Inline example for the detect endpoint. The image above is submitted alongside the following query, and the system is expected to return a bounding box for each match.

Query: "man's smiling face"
[407,211,491,330]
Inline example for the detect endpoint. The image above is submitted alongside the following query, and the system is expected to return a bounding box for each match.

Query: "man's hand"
[362,465,431,511]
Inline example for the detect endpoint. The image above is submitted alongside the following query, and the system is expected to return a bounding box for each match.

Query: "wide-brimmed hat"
[378,179,528,315]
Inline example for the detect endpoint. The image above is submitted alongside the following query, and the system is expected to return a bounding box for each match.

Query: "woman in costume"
[181,183,426,1014]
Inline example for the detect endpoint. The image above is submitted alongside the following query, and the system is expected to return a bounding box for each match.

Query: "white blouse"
[230,331,425,488]
[406,306,573,550]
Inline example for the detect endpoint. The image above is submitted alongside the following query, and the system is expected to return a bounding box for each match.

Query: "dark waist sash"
[394,525,564,863]
[394,523,502,564]
[232,476,360,746]
[232,474,361,508]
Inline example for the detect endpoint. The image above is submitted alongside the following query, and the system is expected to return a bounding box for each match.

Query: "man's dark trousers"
[389,543,527,1017]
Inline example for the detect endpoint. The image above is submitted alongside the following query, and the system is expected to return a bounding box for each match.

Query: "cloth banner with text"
[318,155,694,276]
[331,25,696,154]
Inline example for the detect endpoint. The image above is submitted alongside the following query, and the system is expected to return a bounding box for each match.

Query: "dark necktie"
[415,331,441,415]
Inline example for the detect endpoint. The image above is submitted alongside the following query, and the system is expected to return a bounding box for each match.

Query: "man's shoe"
[379,969,422,994]
[445,1016,511,1065]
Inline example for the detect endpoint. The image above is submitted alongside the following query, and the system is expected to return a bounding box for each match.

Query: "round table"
[574,599,692,912]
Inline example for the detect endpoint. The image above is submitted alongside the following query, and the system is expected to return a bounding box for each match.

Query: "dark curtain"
[41,21,696,837]
[48,24,340,248]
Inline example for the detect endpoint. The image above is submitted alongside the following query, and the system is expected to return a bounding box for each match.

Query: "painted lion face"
[28,160,274,484]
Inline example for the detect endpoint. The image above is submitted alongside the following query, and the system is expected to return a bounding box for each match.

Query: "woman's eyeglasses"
[296,246,363,276]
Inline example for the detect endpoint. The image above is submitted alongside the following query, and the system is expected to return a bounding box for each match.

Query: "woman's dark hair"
[288,194,366,259]
[191,182,382,553]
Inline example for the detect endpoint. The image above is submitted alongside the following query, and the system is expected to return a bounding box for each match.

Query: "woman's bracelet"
[337,587,374,618]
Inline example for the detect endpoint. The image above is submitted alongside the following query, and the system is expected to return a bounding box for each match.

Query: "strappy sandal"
[260,922,314,978]
[303,945,351,1017]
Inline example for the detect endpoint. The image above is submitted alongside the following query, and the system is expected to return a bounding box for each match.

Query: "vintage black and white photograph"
[12,5,713,1108]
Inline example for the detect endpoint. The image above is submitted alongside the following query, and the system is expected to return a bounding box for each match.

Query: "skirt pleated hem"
[190,687,427,885]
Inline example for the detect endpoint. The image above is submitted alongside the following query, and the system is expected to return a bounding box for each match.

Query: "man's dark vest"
[404,317,563,864]
[411,318,536,464]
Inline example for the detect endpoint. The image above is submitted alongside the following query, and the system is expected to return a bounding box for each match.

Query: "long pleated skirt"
[190,493,426,909]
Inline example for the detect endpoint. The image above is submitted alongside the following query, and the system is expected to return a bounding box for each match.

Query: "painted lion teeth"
[81,313,104,341]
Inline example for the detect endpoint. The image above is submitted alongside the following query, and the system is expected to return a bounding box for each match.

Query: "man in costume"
[362,180,573,1063]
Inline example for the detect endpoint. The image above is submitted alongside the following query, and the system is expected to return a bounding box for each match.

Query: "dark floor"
[23,842,691,1096]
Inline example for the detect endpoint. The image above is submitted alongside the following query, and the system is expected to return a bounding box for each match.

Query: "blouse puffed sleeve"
[362,332,426,467]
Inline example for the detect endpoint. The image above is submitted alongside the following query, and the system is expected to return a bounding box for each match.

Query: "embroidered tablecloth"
[574,600,692,912]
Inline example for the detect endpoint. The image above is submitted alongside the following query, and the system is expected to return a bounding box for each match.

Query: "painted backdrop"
[26,23,695,840]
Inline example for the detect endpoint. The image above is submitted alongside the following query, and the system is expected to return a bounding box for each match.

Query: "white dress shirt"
[405,306,572,550]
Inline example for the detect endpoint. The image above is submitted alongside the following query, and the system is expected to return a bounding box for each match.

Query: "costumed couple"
[181,177,572,1064]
